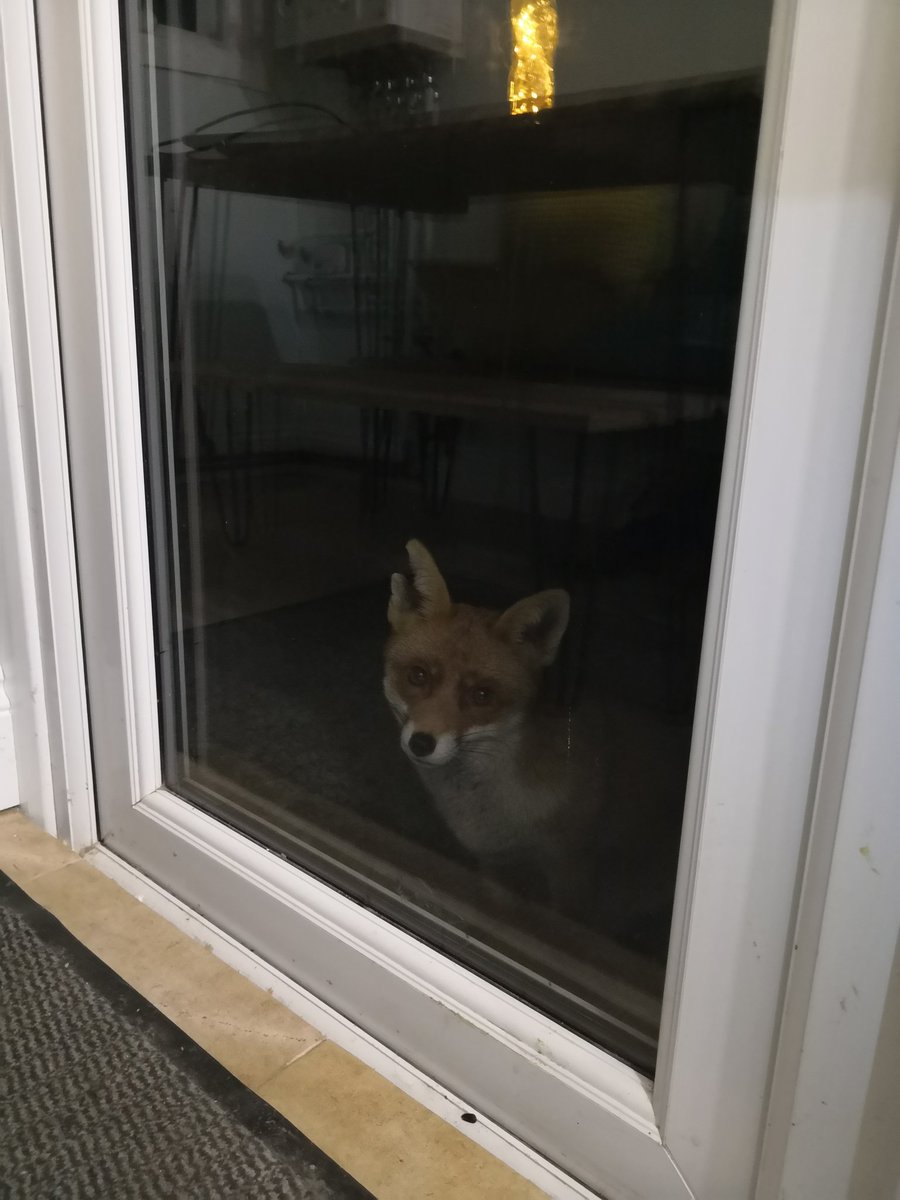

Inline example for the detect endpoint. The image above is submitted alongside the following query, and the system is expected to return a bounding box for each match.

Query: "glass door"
[122,0,770,1076]
[33,0,900,1196]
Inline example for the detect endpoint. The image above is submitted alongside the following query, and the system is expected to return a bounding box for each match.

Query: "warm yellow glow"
[509,0,558,116]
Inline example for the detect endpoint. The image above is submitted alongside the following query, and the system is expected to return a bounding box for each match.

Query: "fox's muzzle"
[408,731,436,757]
[400,723,459,766]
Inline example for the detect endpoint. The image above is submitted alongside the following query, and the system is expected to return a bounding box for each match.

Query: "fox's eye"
[407,665,428,687]
[471,686,493,707]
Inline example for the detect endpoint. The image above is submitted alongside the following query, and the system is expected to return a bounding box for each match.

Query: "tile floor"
[0,809,546,1200]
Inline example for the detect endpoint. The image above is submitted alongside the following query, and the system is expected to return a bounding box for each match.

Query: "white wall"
[0,666,19,810]
[0,204,38,822]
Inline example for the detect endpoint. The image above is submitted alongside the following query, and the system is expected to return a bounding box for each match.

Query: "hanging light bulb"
[509,0,559,116]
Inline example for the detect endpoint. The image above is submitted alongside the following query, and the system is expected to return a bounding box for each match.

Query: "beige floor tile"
[260,1042,547,1200]
[0,809,81,882]
[23,857,323,1090]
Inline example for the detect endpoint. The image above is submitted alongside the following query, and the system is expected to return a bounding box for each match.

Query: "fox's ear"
[387,540,452,629]
[495,588,570,665]
[388,573,417,629]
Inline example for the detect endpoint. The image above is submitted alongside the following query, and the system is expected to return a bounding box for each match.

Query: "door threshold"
[0,809,592,1199]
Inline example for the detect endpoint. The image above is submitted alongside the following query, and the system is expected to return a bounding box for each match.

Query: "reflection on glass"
[122,0,772,1072]
[509,0,559,115]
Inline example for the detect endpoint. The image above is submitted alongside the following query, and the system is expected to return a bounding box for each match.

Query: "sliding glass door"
[33,0,900,1195]
[119,0,770,1076]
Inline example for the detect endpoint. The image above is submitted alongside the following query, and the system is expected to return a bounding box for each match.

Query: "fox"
[383,539,593,910]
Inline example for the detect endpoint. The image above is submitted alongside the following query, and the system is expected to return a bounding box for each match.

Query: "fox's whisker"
[458,745,504,762]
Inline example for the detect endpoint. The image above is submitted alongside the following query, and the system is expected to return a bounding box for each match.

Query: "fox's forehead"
[389,605,514,677]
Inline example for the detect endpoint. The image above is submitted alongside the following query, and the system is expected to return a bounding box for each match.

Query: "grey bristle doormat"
[0,870,373,1200]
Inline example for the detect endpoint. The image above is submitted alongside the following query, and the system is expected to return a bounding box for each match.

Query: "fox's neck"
[413,711,569,858]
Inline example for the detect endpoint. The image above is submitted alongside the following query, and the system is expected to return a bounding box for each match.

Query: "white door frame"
[0,0,93,844]
[3,0,900,1197]
[757,207,900,1200]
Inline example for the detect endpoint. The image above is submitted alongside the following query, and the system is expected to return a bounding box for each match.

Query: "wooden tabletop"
[157,75,762,214]
[188,360,726,433]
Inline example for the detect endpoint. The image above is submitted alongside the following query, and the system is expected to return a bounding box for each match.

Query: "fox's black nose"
[408,732,437,758]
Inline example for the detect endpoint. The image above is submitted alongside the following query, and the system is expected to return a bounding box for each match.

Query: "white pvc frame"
[0,0,93,846]
[5,0,900,1197]
[757,212,900,1200]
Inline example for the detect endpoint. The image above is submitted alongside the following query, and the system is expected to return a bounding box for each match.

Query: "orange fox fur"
[384,539,587,905]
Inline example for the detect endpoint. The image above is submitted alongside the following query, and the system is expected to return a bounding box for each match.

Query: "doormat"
[0,870,372,1200]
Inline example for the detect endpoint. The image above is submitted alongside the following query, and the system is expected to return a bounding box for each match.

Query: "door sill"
[88,843,599,1200]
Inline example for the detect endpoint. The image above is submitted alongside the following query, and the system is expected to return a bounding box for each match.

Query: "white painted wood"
[757,192,900,1200]
[0,0,94,846]
[657,2,900,1195]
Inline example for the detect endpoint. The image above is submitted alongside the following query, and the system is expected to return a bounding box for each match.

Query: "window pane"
[121,0,772,1073]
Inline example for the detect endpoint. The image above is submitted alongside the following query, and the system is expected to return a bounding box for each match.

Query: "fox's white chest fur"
[415,726,566,859]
